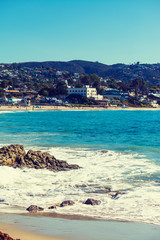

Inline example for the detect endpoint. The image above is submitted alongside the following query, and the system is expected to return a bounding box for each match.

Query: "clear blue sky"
[1,0,160,64]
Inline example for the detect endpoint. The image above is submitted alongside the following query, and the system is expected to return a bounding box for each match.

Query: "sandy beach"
[0,105,160,112]
[0,222,66,240]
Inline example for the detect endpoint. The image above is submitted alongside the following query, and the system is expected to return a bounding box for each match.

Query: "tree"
[130,78,147,97]
[41,89,49,97]
[56,80,67,95]
[107,78,118,89]
[118,82,129,92]
[79,74,101,93]
[0,88,4,97]
[26,82,33,90]
[79,75,90,85]
[0,80,8,88]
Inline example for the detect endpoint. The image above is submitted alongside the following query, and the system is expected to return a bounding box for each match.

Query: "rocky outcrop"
[84,198,101,205]
[0,145,79,171]
[24,150,79,171]
[26,205,44,212]
[0,231,20,240]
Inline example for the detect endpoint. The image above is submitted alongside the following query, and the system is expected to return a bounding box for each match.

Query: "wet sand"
[0,223,67,240]
[1,213,160,240]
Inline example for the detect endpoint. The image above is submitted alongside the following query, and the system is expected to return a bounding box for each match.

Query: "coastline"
[0,105,160,112]
[1,108,160,239]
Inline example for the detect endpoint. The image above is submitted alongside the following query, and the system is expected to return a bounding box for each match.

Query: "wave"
[0,146,160,225]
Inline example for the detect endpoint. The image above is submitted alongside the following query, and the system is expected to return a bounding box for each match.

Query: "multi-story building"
[67,85,97,99]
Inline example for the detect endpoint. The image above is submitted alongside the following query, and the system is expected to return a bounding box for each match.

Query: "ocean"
[0,110,160,225]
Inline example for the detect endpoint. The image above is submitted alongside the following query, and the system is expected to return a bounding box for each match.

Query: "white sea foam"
[1,147,160,225]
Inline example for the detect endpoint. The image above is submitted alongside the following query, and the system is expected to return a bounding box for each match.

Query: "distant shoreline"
[0,105,160,112]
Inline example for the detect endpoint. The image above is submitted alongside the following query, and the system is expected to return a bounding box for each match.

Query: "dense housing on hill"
[0,60,160,108]
[1,60,160,84]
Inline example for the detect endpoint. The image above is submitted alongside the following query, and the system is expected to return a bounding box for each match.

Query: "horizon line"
[0,59,160,66]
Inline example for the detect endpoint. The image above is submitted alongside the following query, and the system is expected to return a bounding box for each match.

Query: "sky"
[1,0,160,65]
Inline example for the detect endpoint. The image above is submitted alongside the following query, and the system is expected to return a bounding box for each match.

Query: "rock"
[60,200,75,207]
[0,144,26,167]
[0,231,20,240]
[24,150,79,171]
[92,189,111,194]
[101,150,108,153]
[48,205,56,209]
[75,184,87,188]
[111,191,124,200]
[111,192,119,199]
[84,198,101,205]
[26,205,44,212]
[0,145,80,171]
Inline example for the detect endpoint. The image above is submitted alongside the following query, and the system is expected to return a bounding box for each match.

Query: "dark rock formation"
[84,198,101,205]
[24,150,79,171]
[26,205,44,212]
[0,145,26,167]
[0,145,79,171]
[0,231,20,240]
[101,150,108,153]
[60,200,75,207]
[48,205,56,209]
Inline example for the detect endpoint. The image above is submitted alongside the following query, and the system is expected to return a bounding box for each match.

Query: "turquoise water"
[0,110,160,160]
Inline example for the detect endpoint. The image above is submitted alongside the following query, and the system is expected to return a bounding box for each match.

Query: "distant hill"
[2,60,160,84]
[16,61,85,74]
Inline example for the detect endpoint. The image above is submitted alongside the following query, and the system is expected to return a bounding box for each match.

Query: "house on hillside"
[8,97,23,104]
[103,89,121,99]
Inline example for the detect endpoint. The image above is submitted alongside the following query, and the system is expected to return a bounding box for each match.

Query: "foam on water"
[1,146,160,225]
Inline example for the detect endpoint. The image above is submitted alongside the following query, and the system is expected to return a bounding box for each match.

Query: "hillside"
[1,60,160,84]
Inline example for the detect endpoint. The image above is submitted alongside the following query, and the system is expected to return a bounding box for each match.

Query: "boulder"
[84,198,101,205]
[101,150,108,153]
[0,144,26,167]
[26,205,44,212]
[0,231,20,240]
[0,145,80,171]
[60,200,75,207]
[48,205,56,209]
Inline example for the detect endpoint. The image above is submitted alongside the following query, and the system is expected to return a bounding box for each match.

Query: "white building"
[67,85,103,100]
[68,85,97,98]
